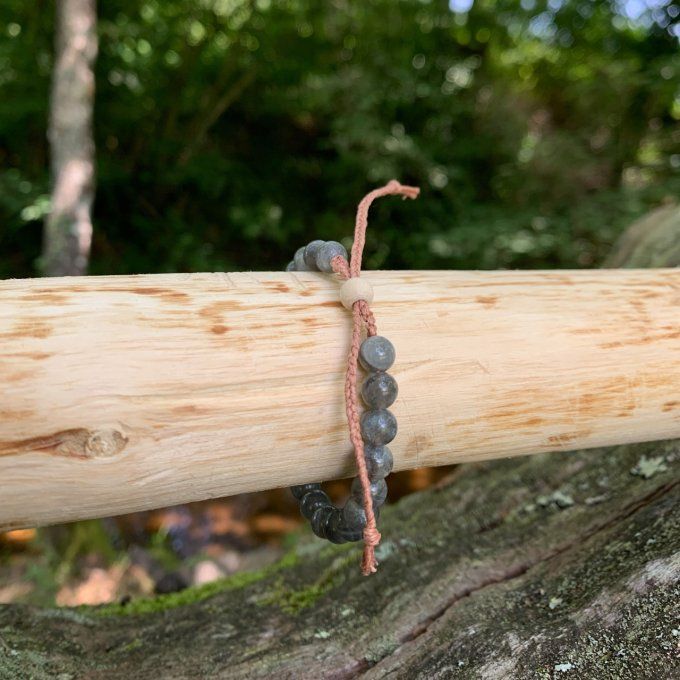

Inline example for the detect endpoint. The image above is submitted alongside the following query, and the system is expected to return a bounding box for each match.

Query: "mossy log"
[1,210,678,679]
[0,439,677,679]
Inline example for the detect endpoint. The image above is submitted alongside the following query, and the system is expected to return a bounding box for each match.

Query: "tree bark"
[42,0,97,277]
[1,210,678,679]
[0,438,676,679]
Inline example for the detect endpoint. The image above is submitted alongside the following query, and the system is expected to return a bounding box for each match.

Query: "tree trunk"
[1,211,678,680]
[42,0,97,277]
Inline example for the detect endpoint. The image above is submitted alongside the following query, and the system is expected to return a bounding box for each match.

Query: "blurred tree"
[42,0,98,276]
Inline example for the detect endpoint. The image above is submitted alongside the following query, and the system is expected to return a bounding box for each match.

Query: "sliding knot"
[361,544,379,575]
[361,523,382,576]
[363,524,381,546]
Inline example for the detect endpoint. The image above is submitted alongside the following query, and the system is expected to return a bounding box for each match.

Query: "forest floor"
[0,468,450,608]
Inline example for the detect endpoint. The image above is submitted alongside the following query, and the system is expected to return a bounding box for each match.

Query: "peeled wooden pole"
[0,269,678,531]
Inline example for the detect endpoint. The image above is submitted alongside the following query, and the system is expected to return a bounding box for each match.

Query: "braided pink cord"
[331,180,420,575]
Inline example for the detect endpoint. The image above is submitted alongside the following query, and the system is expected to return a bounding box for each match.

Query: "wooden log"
[0,268,678,530]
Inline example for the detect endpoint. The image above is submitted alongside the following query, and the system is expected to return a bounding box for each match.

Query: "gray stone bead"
[337,498,378,542]
[337,499,381,542]
[303,240,325,270]
[351,477,388,507]
[360,408,397,445]
[342,497,367,530]
[299,489,330,520]
[293,246,311,271]
[336,525,362,543]
[325,508,348,544]
[291,482,321,500]
[364,445,394,481]
[361,371,398,409]
[316,241,348,273]
[311,504,334,539]
[359,336,395,372]
[285,260,296,272]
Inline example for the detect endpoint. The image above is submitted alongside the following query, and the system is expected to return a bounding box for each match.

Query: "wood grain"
[0,269,678,529]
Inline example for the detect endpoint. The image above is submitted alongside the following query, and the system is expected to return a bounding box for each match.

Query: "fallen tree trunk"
[0,209,678,679]
[1,268,679,530]
[0,438,677,678]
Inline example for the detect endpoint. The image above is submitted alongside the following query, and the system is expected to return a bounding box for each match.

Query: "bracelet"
[285,180,420,574]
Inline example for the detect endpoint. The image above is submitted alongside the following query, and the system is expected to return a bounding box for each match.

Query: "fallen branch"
[0,268,678,529]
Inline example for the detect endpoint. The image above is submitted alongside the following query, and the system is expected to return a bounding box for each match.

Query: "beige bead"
[339,277,374,310]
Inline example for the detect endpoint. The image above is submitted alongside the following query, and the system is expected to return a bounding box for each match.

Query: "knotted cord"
[330,180,420,575]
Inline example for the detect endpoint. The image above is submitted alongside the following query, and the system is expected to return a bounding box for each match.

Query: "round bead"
[360,409,397,445]
[316,241,348,273]
[299,489,330,520]
[337,524,362,543]
[291,482,321,500]
[341,498,367,531]
[351,477,388,507]
[293,247,310,272]
[285,260,296,272]
[361,372,398,409]
[339,278,374,310]
[325,508,348,544]
[364,445,394,481]
[338,501,381,542]
[311,504,334,539]
[303,240,325,270]
[359,336,395,372]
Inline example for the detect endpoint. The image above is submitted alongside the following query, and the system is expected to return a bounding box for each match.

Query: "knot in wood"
[85,429,128,458]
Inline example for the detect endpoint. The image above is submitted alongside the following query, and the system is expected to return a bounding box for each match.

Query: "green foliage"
[0,0,678,278]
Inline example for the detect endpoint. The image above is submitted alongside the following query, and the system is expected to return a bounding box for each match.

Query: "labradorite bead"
[303,240,325,270]
[337,525,363,543]
[337,500,365,542]
[285,260,296,272]
[300,489,330,520]
[351,477,388,507]
[325,508,348,544]
[359,336,395,372]
[291,482,321,500]
[364,445,394,481]
[338,499,381,542]
[294,246,311,271]
[311,504,334,538]
[360,408,397,445]
[342,497,367,530]
[316,241,348,273]
[361,372,398,409]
